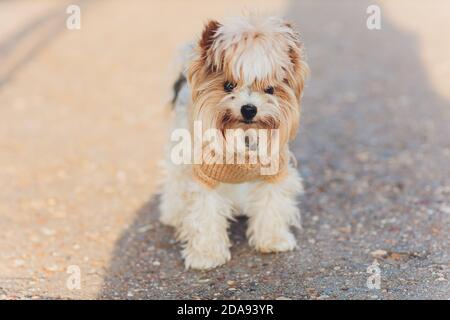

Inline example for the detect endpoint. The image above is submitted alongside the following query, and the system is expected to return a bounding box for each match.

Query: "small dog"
[160,16,308,270]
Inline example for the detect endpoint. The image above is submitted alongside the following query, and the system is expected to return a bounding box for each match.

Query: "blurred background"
[0,0,449,299]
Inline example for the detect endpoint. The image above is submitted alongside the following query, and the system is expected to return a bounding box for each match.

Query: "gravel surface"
[0,0,449,300]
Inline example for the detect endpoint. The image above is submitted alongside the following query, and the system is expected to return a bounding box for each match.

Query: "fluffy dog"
[160,16,308,270]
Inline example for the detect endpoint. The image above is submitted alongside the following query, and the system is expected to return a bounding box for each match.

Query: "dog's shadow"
[99,194,297,299]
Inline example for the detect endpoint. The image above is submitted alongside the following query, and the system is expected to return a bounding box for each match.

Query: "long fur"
[160,16,308,270]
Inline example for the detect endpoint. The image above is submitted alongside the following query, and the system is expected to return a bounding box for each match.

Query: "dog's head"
[188,16,308,147]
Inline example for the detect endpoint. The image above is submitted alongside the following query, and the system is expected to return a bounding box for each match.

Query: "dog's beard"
[210,110,281,165]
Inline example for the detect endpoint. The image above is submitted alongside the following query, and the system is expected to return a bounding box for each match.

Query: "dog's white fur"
[160,16,307,270]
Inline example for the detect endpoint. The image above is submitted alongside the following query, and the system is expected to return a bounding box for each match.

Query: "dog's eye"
[224,81,236,93]
[264,86,274,95]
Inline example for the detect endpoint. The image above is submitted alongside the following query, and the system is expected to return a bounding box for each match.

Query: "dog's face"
[188,17,308,147]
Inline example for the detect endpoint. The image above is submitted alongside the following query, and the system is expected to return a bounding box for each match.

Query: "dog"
[160,16,308,270]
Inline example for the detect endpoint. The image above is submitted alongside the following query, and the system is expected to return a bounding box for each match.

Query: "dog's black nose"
[240,104,257,120]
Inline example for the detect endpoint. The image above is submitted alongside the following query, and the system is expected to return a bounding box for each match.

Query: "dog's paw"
[250,230,297,253]
[183,247,231,270]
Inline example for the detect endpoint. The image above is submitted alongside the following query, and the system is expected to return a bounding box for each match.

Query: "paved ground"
[0,0,449,299]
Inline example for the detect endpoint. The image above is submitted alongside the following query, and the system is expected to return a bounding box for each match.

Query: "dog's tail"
[169,42,195,109]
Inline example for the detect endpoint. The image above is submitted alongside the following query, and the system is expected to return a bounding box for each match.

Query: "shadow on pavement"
[100,0,450,299]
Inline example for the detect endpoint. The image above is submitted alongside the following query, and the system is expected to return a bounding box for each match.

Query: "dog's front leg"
[177,181,232,270]
[245,167,303,253]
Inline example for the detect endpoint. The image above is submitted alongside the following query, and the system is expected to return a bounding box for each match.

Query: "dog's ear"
[199,20,221,62]
[284,22,309,100]
[188,20,221,98]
